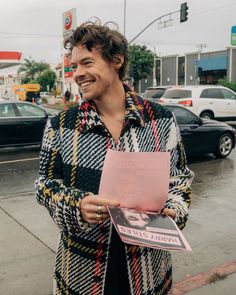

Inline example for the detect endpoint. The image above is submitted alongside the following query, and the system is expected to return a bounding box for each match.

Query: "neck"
[95,82,126,118]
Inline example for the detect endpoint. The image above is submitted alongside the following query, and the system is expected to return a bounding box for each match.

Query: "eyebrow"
[71,57,94,65]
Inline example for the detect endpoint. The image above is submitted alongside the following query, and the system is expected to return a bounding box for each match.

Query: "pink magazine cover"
[99,149,170,212]
[108,207,192,252]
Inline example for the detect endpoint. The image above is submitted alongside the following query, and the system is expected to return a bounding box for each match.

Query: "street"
[0,146,236,294]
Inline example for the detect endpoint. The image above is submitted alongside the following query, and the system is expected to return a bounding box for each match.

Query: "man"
[64,89,71,102]
[35,20,193,295]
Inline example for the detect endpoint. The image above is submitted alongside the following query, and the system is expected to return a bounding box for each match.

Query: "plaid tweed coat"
[35,86,193,295]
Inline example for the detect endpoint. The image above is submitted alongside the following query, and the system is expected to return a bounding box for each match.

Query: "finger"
[88,212,110,224]
[94,204,108,214]
[82,204,108,214]
[82,195,120,208]
[86,211,110,220]
[91,197,120,207]
[162,208,176,219]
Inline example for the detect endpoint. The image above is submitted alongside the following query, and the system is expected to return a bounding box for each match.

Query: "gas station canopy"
[0,51,22,69]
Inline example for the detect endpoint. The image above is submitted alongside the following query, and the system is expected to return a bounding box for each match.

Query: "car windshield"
[163,89,192,99]
[144,88,166,99]
[165,105,199,124]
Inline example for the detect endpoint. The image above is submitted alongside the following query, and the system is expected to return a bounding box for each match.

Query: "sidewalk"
[0,192,235,294]
[0,193,58,295]
[44,97,79,112]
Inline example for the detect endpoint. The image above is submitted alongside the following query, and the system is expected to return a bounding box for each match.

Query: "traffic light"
[180,2,189,23]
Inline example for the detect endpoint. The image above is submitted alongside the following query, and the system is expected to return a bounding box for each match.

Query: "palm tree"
[17,58,50,83]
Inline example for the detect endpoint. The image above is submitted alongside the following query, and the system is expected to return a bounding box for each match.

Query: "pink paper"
[99,149,170,212]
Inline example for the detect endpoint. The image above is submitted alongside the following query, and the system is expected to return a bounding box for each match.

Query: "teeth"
[81,81,93,87]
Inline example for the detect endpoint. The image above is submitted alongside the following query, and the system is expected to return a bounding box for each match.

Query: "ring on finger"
[96,213,102,222]
[97,205,103,214]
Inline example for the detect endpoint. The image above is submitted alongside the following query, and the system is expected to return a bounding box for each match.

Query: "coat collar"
[77,84,145,134]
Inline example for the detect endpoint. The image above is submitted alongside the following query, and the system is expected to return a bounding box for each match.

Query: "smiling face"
[121,208,151,228]
[71,45,122,101]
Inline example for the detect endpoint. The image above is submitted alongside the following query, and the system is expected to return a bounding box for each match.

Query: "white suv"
[159,85,236,120]
[40,92,52,99]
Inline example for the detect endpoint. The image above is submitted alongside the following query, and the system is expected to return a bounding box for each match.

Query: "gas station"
[0,51,22,98]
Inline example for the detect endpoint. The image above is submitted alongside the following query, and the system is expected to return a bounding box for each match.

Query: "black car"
[0,101,51,148]
[163,104,236,158]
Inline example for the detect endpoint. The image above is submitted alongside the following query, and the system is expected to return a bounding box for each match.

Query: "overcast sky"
[0,0,236,74]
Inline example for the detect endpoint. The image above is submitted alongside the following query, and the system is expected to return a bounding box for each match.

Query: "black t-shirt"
[104,227,131,295]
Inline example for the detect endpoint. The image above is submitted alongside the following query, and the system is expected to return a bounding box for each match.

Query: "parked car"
[143,86,171,102]
[40,92,52,99]
[159,85,236,120]
[0,101,51,148]
[163,103,236,158]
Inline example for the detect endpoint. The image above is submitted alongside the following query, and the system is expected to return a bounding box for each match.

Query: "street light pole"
[148,44,157,87]
[152,47,157,87]
[128,9,180,44]
[144,43,157,87]
[123,0,127,36]
[153,56,157,87]
[196,44,207,85]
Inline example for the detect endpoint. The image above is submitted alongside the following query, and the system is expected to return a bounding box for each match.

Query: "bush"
[218,79,236,92]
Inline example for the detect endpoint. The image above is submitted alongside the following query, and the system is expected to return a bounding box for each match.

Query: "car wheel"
[214,133,233,158]
[200,111,214,120]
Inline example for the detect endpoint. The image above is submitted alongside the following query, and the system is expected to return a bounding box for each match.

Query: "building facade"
[141,47,236,93]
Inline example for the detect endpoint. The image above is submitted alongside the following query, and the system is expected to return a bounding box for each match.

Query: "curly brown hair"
[64,19,129,80]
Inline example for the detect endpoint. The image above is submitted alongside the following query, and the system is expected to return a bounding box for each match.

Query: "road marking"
[0,157,39,165]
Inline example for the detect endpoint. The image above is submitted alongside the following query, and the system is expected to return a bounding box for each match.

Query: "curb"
[173,260,236,294]
[43,104,64,111]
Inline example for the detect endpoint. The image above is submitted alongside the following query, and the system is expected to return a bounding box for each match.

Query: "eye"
[71,64,77,71]
[84,60,93,66]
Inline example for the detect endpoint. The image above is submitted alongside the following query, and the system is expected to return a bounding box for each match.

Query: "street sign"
[64,55,73,80]
[62,8,77,38]
[231,26,236,46]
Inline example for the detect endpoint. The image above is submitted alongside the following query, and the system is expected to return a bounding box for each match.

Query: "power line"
[0,31,61,39]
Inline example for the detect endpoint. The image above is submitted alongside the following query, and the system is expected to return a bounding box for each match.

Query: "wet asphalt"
[0,144,236,294]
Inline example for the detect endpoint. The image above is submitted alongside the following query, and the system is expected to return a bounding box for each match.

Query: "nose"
[73,65,86,81]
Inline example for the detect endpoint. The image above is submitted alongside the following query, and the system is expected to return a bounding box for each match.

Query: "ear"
[113,55,124,69]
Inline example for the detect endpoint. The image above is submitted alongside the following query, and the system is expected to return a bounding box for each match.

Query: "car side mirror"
[198,118,203,125]
[189,119,202,128]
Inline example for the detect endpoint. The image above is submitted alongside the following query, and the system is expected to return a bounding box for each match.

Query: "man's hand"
[80,193,120,224]
[161,208,176,220]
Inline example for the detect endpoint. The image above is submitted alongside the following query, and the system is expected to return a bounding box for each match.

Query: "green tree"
[37,70,56,91]
[18,58,50,82]
[128,44,154,89]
